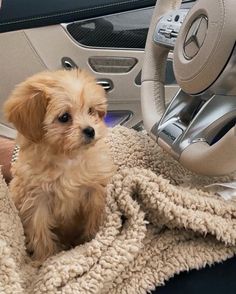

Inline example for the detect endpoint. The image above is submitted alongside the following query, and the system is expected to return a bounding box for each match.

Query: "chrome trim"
[96,79,113,91]
[153,90,236,160]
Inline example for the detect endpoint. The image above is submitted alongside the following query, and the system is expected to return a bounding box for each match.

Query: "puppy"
[4,69,114,262]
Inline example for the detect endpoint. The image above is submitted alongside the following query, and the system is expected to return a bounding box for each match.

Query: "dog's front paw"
[30,241,60,262]
[26,230,60,263]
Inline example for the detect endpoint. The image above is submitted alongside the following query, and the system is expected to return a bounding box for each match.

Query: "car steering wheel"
[141,0,236,176]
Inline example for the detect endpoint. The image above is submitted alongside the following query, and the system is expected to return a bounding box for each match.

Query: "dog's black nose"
[83,126,95,139]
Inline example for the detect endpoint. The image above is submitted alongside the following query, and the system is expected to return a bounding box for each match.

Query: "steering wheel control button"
[153,9,189,48]
[174,15,180,22]
[184,15,208,60]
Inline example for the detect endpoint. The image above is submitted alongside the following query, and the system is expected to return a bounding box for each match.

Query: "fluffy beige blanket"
[1,126,236,293]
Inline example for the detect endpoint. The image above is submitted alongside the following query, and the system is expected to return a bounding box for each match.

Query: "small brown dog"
[4,69,114,262]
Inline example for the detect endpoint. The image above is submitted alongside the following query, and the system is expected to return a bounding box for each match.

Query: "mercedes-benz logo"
[184,15,208,60]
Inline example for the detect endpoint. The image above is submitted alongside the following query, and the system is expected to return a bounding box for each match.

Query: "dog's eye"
[88,107,95,115]
[58,112,72,123]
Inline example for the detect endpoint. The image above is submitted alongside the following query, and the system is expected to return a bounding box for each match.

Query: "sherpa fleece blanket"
[1,126,236,294]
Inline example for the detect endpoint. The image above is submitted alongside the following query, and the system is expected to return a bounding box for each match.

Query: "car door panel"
[0,4,191,136]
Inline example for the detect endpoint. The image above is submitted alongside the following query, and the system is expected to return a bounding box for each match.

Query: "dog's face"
[4,70,108,155]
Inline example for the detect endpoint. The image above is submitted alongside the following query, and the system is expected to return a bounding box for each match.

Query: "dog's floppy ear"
[4,74,53,142]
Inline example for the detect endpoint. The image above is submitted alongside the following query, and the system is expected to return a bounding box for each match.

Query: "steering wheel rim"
[141,0,236,176]
[141,0,182,136]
